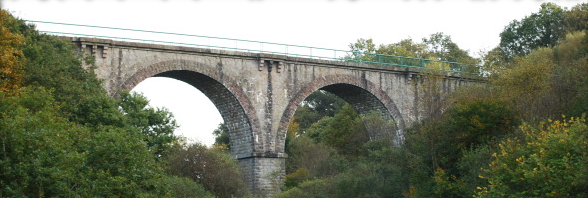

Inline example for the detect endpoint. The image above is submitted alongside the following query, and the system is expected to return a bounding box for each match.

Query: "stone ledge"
[61,36,485,82]
[235,152,288,159]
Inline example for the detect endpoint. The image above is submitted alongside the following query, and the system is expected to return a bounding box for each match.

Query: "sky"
[3,0,583,146]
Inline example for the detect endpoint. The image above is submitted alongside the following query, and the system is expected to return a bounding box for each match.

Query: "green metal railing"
[26,20,478,74]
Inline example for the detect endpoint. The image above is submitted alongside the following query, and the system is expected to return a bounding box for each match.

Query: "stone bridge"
[70,37,480,196]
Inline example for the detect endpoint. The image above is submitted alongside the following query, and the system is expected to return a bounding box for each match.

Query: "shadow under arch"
[117,59,259,157]
[278,74,406,151]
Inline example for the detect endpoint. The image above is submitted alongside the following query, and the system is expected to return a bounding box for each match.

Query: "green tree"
[303,90,346,118]
[499,3,566,60]
[404,97,518,197]
[377,38,430,58]
[477,117,588,197]
[292,91,346,132]
[0,88,171,197]
[492,47,556,121]
[348,37,430,65]
[212,122,230,149]
[347,34,477,72]
[309,104,370,158]
[447,98,519,151]
[423,32,476,63]
[7,14,119,127]
[118,91,178,158]
[423,32,479,72]
[0,88,87,197]
[563,3,588,32]
[0,10,179,197]
[479,47,509,77]
[348,38,378,61]
[162,176,216,198]
[166,142,248,198]
[280,141,417,198]
[286,135,343,178]
[493,31,588,121]
[82,126,168,197]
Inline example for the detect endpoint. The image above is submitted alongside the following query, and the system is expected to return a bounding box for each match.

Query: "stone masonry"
[69,37,482,197]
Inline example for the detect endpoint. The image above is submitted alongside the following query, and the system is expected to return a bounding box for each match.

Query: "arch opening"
[320,83,400,142]
[155,70,254,156]
[126,69,255,157]
[282,82,404,152]
[283,83,401,180]
[131,77,222,146]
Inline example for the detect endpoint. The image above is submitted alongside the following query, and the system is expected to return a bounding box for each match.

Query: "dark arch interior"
[319,83,398,141]
[154,70,254,156]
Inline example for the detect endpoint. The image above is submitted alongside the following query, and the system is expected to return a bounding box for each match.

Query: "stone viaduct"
[70,37,481,197]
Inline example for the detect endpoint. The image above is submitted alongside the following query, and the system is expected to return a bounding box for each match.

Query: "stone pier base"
[238,155,286,197]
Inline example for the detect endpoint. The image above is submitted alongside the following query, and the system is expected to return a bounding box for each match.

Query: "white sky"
[3,0,583,146]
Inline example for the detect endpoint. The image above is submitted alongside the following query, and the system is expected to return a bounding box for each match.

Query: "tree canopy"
[0,10,245,198]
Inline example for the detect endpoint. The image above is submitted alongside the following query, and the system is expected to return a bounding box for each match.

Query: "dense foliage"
[165,142,248,198]
[0,10,250,198]
[277,2,588,198]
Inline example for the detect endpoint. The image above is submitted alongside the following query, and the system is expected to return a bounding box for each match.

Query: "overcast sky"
[3,0,583,146]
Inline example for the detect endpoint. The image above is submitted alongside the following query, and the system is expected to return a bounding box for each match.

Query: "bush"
[162,176,215,198]
[477,117,588,197]
[166,142,248,198]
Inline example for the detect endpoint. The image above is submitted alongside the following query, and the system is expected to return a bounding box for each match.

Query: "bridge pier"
[238,155,286,197]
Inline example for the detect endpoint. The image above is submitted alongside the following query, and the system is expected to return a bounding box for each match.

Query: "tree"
[166,142,248,198]
[499,3,566,60]
[0,88,171,197]
[82,126,168,197]
[347,34,477,72]
[479,47,509,77]
[423,32,479,72]
[446,98,518,151]
[0,10,24,94]
[348,38,431,66]
[118,91,178,158]
[303,90,346,118]
[378,38,430,58]
[0,88,87,197]
[477,117,588,197]
[286,136,342,178]
[423,32,476,63]
[280,141,417,198]
[212,122,230,149]
[493,31,588,121]
[308,104,370,158]
[563,3,588,33]
[0,11,179,197]
[291,91,346,132]
[162,176,215,198]
[7,14,114,126]
[403,96,519,198]
[348,38,378,61]
[492,47,556,121]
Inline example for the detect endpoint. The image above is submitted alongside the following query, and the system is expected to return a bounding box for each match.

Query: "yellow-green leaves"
[0,10,24,95]
[478,117,588,198]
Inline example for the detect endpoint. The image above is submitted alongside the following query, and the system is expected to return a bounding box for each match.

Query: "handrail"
[26,20,479,74]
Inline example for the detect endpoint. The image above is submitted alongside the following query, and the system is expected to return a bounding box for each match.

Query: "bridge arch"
[277,74,406,152]
[117,59,260,157]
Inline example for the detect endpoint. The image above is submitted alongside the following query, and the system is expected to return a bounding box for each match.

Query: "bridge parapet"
[36,20,479,75]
